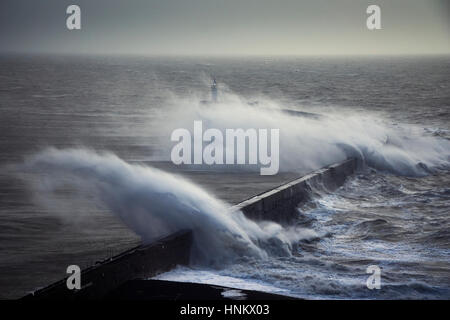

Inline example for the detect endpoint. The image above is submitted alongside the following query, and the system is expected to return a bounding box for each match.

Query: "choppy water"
[157,168,450,299]
[161,169,450,299]
[0,54,449,299]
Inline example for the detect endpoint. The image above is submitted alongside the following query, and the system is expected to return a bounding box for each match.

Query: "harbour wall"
[23,230,192,300]
[23,158,357,299]
[233,158,357,223]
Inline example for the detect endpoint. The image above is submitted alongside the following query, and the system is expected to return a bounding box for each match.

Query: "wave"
[158,89,450,176]
[18,147,317,266]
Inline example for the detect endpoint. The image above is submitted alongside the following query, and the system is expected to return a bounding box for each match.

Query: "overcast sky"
[0,0,449,55]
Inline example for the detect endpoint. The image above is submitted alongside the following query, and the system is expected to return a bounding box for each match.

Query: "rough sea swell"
[2,55,449,299]
[16,95,450,298]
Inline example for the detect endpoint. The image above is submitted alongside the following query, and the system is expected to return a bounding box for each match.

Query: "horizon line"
[1,51,449,58]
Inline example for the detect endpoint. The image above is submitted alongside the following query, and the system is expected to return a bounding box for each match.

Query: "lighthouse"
[211,78,218,102]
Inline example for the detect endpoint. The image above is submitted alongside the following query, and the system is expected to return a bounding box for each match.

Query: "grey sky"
[0,0,449,55]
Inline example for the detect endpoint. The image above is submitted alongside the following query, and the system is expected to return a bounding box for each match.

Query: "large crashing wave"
[159,90,450,176]
[20,148,315,266]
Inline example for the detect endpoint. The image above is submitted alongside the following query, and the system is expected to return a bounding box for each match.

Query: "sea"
[0,54,449,299]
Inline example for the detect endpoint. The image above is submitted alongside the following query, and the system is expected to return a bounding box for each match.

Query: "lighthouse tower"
[211,78,218,102]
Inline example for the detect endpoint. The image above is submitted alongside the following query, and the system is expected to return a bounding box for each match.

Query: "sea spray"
[19,148,316,266]
[159,90,450,176]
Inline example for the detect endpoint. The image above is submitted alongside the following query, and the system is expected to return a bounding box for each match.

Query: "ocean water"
[0,54,449,299]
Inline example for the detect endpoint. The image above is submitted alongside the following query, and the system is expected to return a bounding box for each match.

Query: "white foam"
[20,148,316,265]
[153,266,290,295]
[158,90,450,176]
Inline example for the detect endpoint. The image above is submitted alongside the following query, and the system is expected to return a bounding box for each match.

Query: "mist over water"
[20,147,318,266]
[160,88,450,176]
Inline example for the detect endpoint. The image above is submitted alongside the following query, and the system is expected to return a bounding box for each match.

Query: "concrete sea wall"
[232,158,357,223]
[23,230,192,300]
[23,158,357,299]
